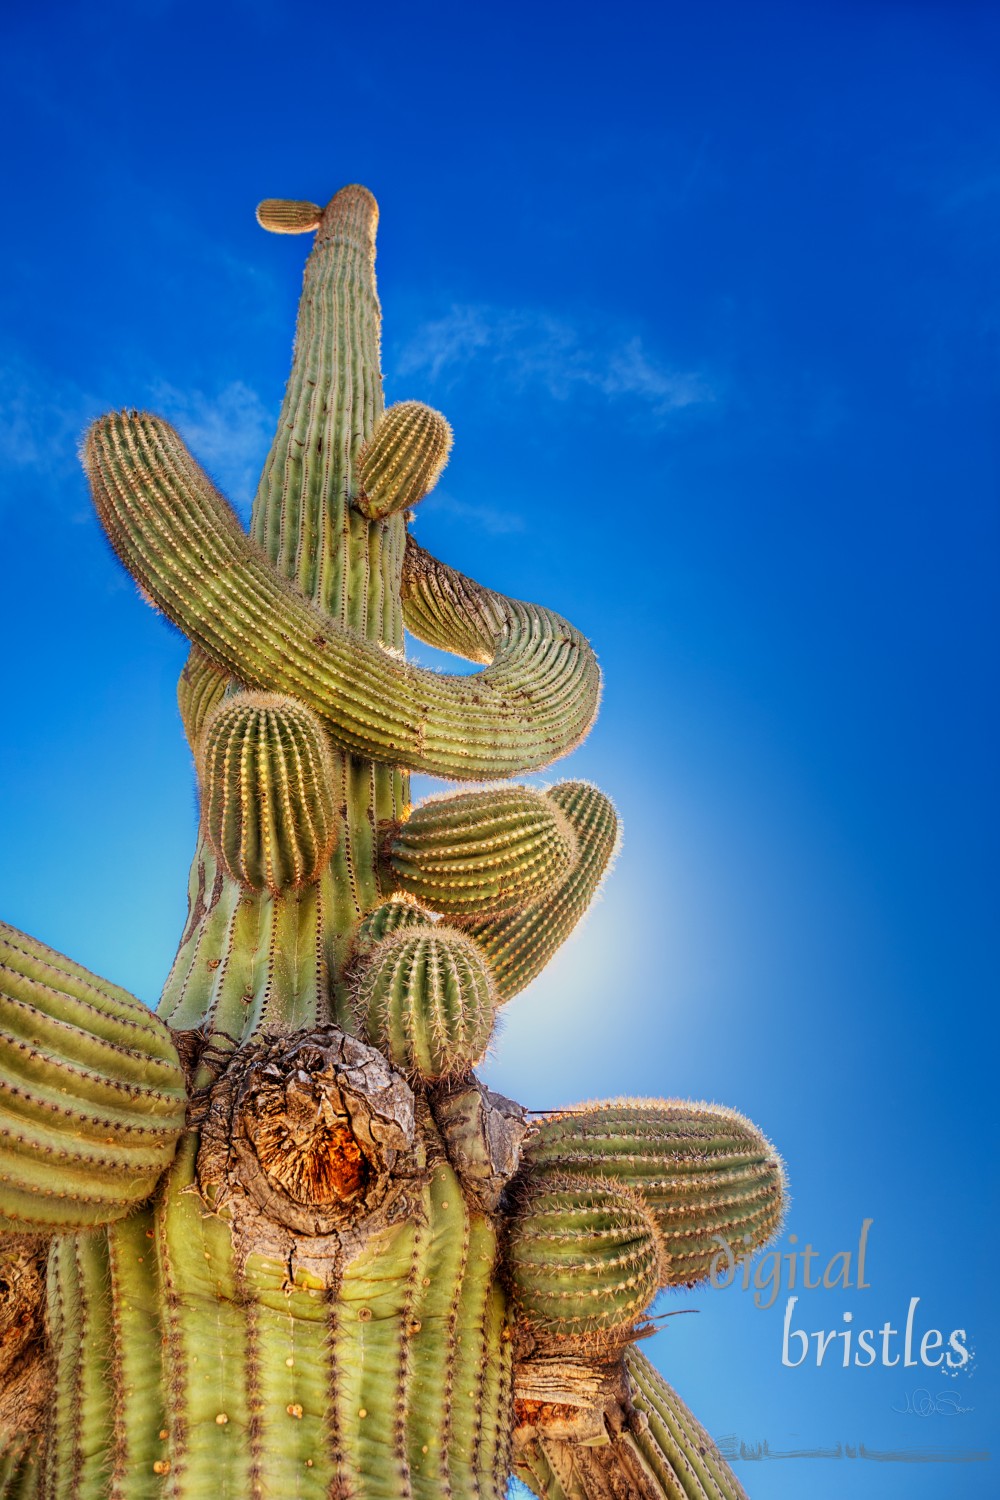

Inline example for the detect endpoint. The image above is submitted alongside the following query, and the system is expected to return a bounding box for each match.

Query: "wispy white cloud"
[419,486,526,537]
[0,353,274,522]
[149,380,273,513]
[0,353,99,482]
[395,304,713,418]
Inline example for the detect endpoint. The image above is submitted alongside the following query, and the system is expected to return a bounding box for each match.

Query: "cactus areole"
[0,184,787,1499]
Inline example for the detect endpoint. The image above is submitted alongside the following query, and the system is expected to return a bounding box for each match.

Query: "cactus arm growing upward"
[83,413,600,782]
[0,180,787,1499]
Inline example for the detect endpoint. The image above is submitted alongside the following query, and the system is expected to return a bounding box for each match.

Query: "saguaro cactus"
[0,182,786,1499]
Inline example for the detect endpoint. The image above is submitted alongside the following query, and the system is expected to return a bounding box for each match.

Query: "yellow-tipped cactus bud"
[505,1177,663,1340]
[256,199,323,234]
[356,927,495,1082]
[200,692,338,895]
[356,401,453,520]
[351,898,435,963]
[384,786,577,918]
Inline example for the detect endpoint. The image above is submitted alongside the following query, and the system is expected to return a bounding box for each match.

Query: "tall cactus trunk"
[0,179,787,1500]
[163,187,406,1047]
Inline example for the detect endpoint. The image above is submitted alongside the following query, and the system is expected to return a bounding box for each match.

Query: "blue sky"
[1,2,997,1495]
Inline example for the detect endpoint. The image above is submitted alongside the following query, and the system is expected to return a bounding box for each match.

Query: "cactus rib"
[384,786,577,918]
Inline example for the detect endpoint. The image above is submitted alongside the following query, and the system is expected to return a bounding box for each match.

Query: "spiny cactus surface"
[0,181,787,1499]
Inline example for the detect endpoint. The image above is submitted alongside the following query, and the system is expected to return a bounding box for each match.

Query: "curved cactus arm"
[512,1347,749,1500]
[381,786,578,919]
[519,1100,787,1287]
[83,412,601,780]
[462,782,620,1002]
[400,535,509,664]
[0,923,187,1234]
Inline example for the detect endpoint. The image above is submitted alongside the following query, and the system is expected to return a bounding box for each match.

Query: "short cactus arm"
[381,786,578,918]
[518,1099,786,1286]
[0,923,187,1234]
[84,412,601,780]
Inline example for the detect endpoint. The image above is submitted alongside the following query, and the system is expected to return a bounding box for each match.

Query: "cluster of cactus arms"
[0,183,787,1499]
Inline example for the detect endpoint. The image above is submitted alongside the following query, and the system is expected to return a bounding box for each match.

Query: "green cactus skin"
[0,180,787,1500]
[350,898,435,963]
[356,927,497,1082]
[505,1178,663,1341]
[357,401,453,521]
[199,692,339,895]
[463,781,620,1002]
[519,1100,786,1286]
[255,198,323,234]
[0,924,186,1233]
[383,787,577,919]
[33,1135,512,1500]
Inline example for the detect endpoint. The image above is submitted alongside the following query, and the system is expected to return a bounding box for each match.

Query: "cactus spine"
[0,179,787,1500]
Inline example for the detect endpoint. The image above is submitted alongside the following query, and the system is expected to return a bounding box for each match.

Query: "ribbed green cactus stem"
[355,927,497,1082]
[356,401,453,520]
[383,786,578,918]
[520,1100,786,1286]
[84,411,600,780]
[463,781,619,1001]
[623,1346,749,1499]
[30,1125,514,1500]
[250,184,389,617]
[504,1177,664,1341]
[199,691,339,894]
[512,1346,750,1500]
[256,198,323,233]
[0,924,186,1233]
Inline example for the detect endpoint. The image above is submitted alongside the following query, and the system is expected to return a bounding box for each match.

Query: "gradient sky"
[0,3,996,1496]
